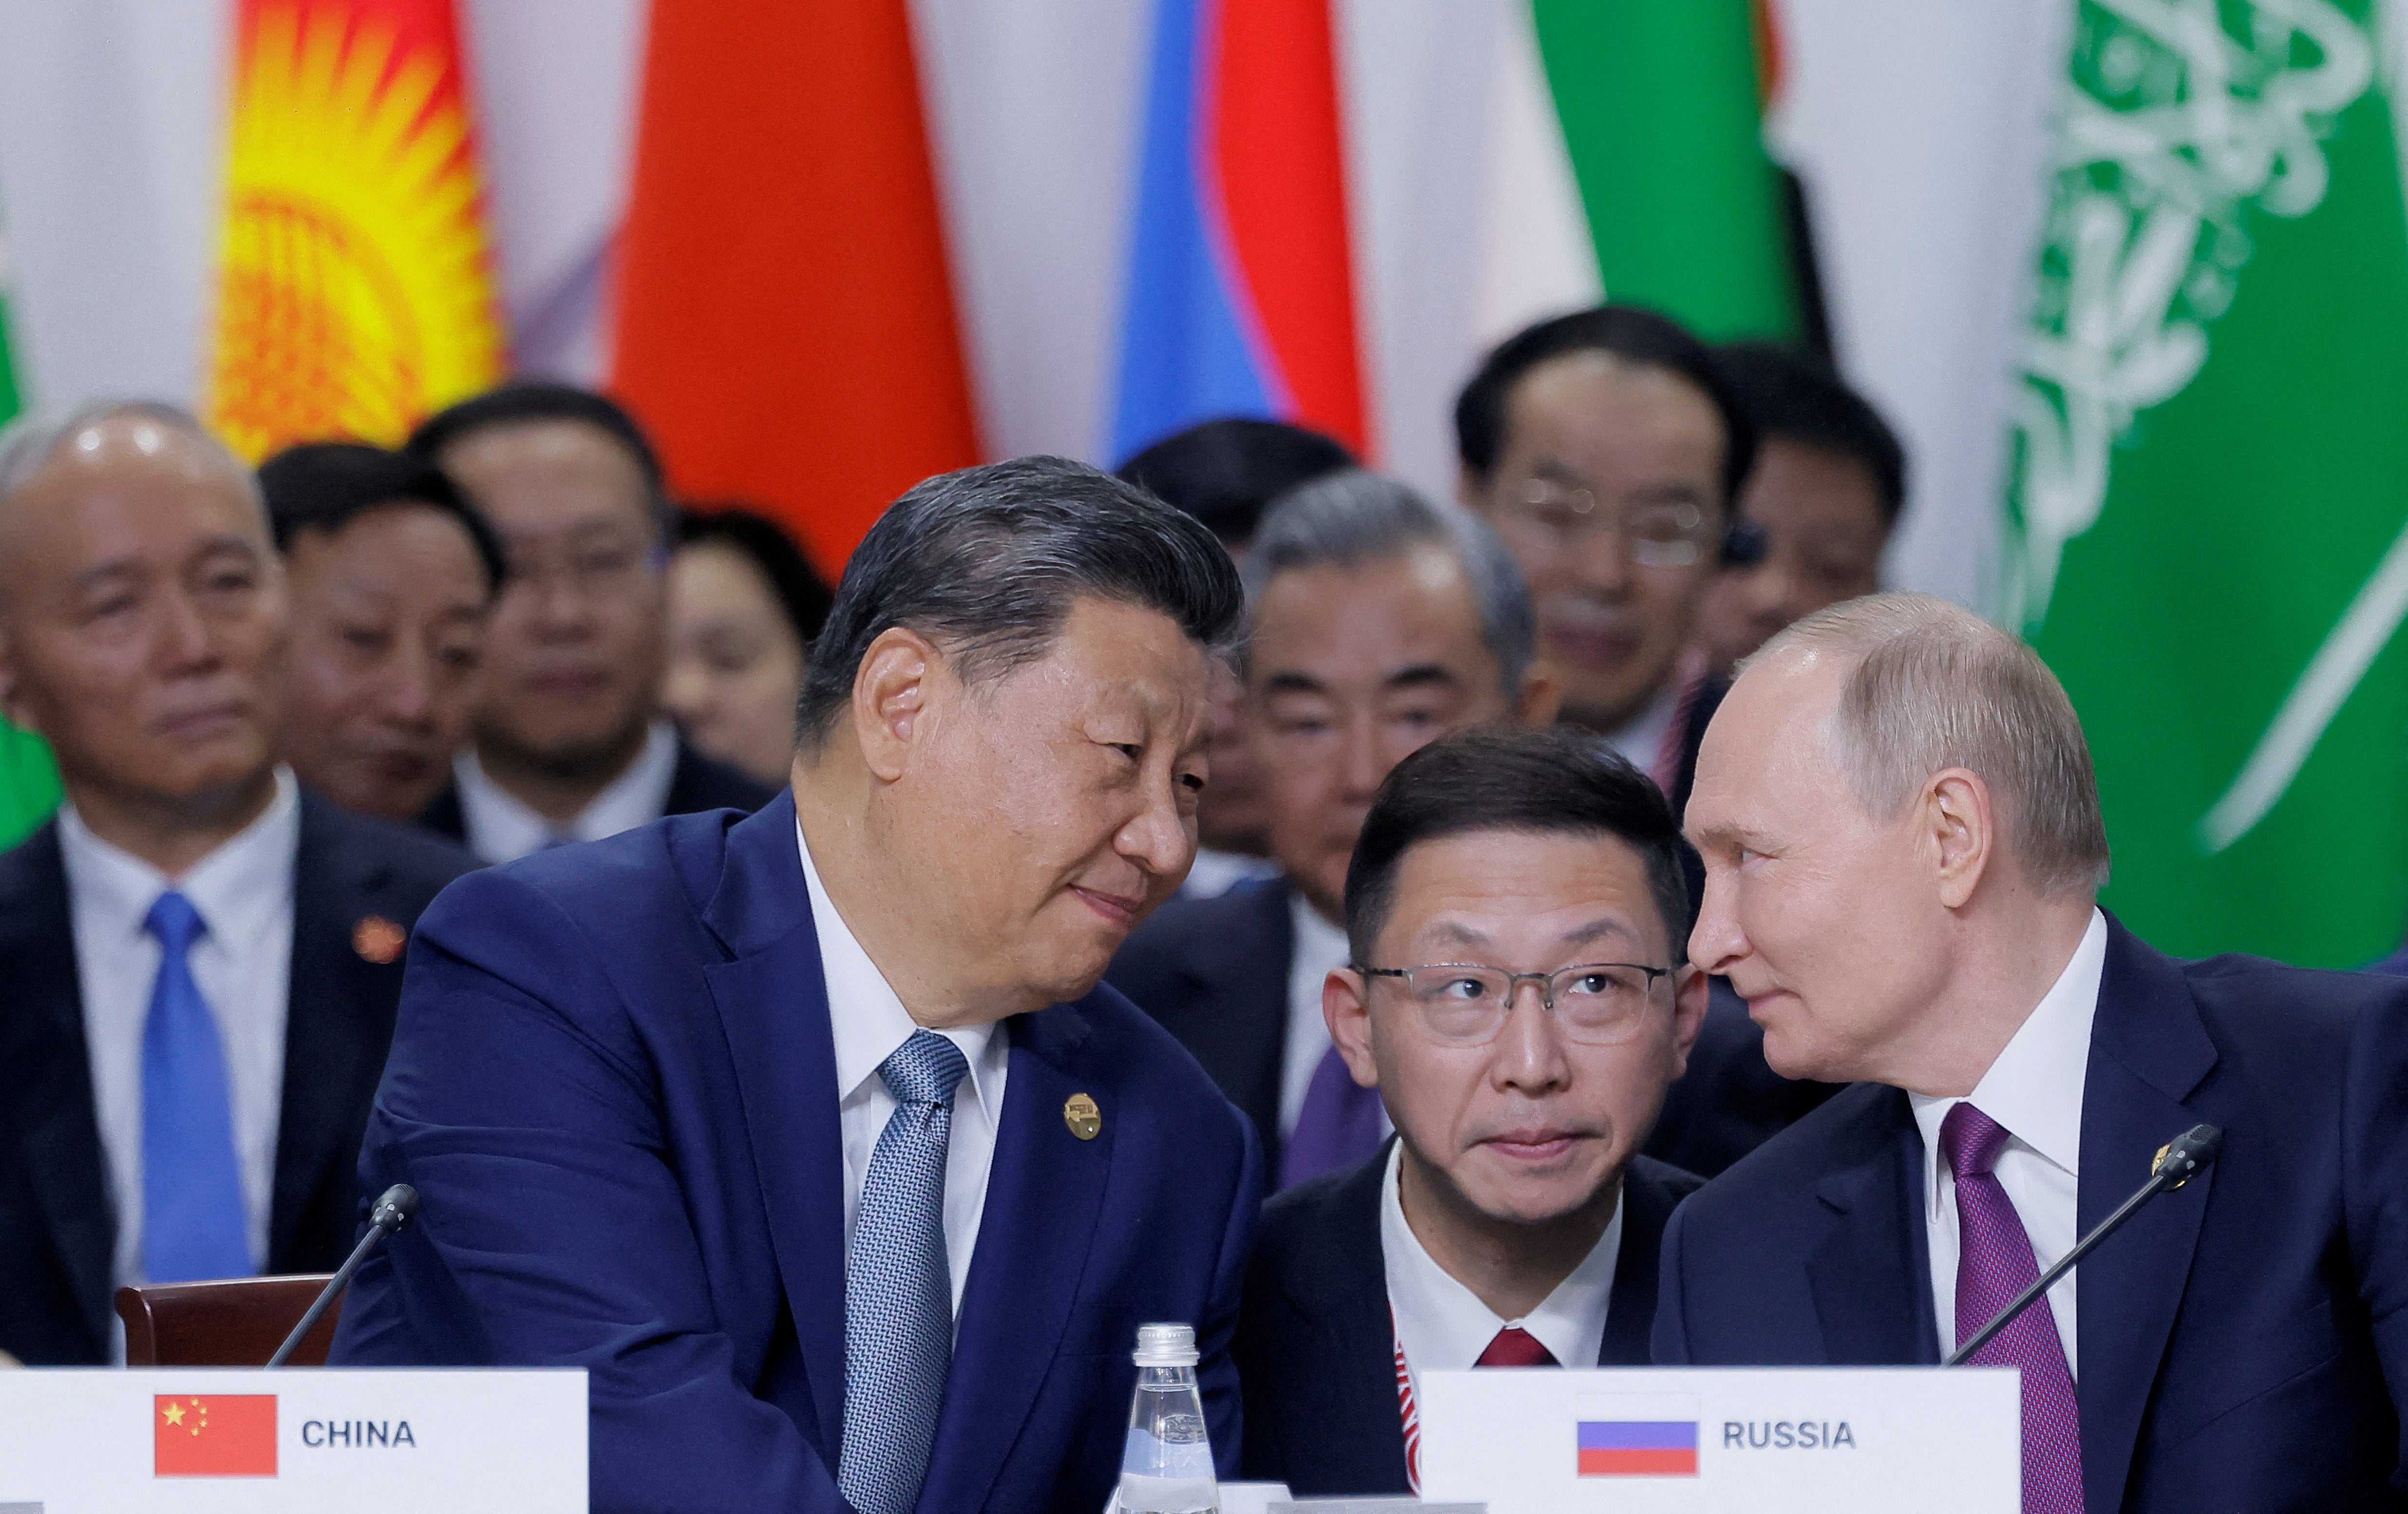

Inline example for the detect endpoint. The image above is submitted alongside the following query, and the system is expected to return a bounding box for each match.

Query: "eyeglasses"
[1492,478,1717,567]
[1353,960,1671,1047]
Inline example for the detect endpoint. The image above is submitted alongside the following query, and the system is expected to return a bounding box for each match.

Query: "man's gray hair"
[1243,468,1536,694]
[1749,591,2110,895]
[0,400,258,503]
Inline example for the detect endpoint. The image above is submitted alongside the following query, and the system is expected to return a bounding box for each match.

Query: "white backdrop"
[0,0,2076,609]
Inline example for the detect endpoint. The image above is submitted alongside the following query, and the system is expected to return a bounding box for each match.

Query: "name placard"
[1416,1366,2019,1513]
[0,1368,585,1512]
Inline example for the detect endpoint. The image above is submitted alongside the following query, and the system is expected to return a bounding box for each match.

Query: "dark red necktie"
[1474,1326,1558,1367]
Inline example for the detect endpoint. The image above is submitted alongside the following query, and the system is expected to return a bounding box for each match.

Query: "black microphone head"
[2152,1124,2223,1188]
[370,1183,420,1231]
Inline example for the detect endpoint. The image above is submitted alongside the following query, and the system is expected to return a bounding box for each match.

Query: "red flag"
[610,0,982,576]
[155,1394,278,1477]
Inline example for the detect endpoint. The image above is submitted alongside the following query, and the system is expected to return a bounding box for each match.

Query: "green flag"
[2006,0,2408,966]
[0,204,60,849]
[1531,0,1801,340]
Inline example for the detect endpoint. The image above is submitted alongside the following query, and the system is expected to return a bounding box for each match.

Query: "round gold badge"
[1063,1092,1102,1141]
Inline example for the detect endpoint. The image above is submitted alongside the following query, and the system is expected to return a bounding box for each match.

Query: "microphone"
[265,1183,419,1369]
[1943,1124,2221,1368]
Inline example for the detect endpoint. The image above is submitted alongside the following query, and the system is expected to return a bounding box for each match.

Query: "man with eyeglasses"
[1231,727,1706,1498]
[1455,304,1759,812]
[404,384,772,862]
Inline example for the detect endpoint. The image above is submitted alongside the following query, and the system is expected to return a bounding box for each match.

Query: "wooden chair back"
[114,1276,340,1366]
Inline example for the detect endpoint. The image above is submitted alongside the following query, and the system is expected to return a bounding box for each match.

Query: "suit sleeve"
[1651,1198,1696,1366]
[2342,980,2408,1490]
[1199,1105,1264,1477]
[328,867,844,1514]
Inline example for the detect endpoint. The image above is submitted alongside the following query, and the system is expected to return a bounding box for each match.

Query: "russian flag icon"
[1576,1394,1701,1477]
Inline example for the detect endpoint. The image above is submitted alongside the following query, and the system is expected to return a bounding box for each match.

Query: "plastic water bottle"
[1116,1322,1219,1514]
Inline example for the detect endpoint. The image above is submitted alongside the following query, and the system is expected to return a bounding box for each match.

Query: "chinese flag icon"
[155,1394,277,1477]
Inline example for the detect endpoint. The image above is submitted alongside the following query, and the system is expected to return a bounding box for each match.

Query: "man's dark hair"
[1713,342,1908,526]
[794,456,1245,746]
[1454,304,1759,504]
[1116,417,1356,546]
[258,441,508,595]
[676,503,836,648]
[406,381,667,520]
[1344,727,1698,967]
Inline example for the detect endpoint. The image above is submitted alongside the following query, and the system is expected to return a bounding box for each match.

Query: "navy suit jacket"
[330,792,1263,1514]
[1235,1145,1700,1496]
[0,792,476,1364]
[1654,917,2408,1513]
[415,734,777,846]
[1105,875,1294,1176]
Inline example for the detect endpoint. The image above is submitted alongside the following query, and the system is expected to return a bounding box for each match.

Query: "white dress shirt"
[1179,846,1277,900]
[453,718,681,864]
[1909,908,2106,1378]
[1279,892,1359,1139]
[58,766,300,1288]
[796,819,1008,1315]
[1381,1139,1623,1394]
[1596,672,1682,778]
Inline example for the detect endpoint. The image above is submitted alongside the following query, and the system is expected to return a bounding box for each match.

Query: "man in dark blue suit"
[1660,592,2408,1514]
[0,404,477,1365]
[331,458,1260,1514]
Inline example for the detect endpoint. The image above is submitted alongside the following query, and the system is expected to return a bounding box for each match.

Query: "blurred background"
[0,0,2404,969]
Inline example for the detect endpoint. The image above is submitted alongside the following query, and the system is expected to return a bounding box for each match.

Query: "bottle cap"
[1132,1321,1199,1367]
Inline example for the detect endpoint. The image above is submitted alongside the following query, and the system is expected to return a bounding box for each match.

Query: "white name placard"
[0,1368,585,1513]
[1416,1366,2019,1514]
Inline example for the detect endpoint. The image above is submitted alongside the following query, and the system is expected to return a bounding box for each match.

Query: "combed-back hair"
[1749,592,2110,895]
[1344,726,1698,966]
[1453,303,1758,503]
[677,503,835,648]
[1243,468,1535,696]
[0,400,256,504]
[406,381,667,527]
[260,441,508,595]
[1713,342,1908,525]
[1115,416,1356,546]
[793,455,1246,747]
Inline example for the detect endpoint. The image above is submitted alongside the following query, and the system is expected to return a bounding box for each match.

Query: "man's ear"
[1325,967,1381,1090]
[849,627,942,783]
[1927,767,1996,909]
[1666,963,1710,1083]
[1513,662,1562,727]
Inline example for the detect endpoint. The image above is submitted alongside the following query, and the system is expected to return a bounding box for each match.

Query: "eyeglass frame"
[1350,959,1676,1047]
[1486,474,1765,569]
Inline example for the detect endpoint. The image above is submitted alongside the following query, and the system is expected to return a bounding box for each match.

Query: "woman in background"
[664,505,832,789]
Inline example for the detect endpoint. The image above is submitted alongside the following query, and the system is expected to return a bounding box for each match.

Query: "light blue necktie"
[140,891,252,1283]
[838,1029,970,1514]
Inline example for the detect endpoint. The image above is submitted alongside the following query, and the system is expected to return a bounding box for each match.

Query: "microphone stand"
[266,1183,419,1369]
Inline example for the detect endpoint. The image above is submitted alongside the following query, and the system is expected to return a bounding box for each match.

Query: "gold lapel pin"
[1063,1092,1101,1141]
[352,915,405,965]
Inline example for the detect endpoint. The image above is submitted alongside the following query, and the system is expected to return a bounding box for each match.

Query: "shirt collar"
[1289,888,1353,975]
[1911,907,2107,1197]
[57,766,300,945]
[1379,1139,1623,1371]
[454,719,681,861]
[795,817,1002,1116]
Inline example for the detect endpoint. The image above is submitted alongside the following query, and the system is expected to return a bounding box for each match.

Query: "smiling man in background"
[1234,729,1706,1497]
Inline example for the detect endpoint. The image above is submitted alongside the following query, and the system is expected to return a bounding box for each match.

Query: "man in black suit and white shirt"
[1107,471,1555,1188]
[0,403,475,1365]
[1234,729,1706,1497]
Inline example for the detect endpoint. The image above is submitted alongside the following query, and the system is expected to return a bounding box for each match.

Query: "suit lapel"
[1804,1087,1938,1365]
[918,1004,1114,1514]
[1181,881,1293,1166]
[1283,1147,1411,1492]
[2076,919,2218,1514]
[1600,1161,1683,1366]
[0,825,115,1355]
[699,794,848,1461]
[269,795,391,1267]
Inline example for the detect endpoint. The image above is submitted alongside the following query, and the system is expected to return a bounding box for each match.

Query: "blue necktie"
[140,891,251,1283]
[839,1029,970,1514]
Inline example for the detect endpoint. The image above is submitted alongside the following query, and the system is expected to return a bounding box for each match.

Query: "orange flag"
[154,1394,278,1477]
[206,0,509,461]
[610,0,982,576]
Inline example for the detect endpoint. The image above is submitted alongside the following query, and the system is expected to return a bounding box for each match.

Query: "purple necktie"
[1280,1044,1383,1187]
[1941,1102,2084,1514]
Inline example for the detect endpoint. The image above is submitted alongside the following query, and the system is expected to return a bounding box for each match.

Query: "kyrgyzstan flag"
[155,1394,278,1477]
[204,0,510,461]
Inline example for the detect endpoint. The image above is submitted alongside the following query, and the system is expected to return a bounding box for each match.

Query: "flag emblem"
[155,1394,278,1477]
[1575,1393,1699,1477]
